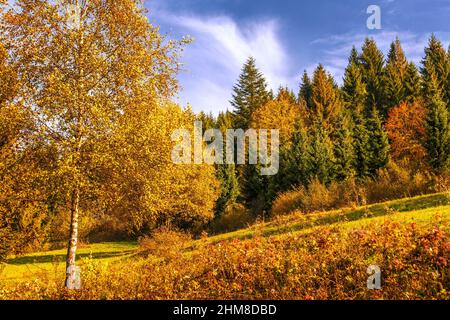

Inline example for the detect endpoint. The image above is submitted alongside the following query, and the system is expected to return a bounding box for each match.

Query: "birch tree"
[1,0,187,288]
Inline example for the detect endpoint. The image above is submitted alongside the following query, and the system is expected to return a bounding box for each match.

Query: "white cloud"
[149,0,450,114]
[155,11,296,114]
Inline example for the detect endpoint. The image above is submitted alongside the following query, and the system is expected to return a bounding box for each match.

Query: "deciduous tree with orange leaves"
[385,100,427,167]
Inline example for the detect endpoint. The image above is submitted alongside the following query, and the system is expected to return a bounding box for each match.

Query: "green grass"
[2,192,450,284]
[1,242,137,282]
[199,192,450,245]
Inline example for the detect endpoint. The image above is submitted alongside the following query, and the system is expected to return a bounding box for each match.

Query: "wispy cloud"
[148,0,449,113]
[153,11,296,114]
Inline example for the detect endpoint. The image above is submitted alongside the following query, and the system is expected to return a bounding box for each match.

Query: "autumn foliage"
[386,101,427,165]
[1,0,450,300]
[0,0,219,263]
[1,219,448,300]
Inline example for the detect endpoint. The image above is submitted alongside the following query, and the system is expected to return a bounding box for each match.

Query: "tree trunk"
[65,0,84,290]
[65,186,81,289]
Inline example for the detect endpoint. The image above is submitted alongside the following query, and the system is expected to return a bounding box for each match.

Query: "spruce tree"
[359,38,386,116]
[342,47,367,113]
[197,111,216,131]
[230,58,271,212]
[231,57,272,129]
[299,70,313,109]
[366,107,390,176]
[214,163,240,216]
[309,121,336,184]
[404,62,422,103]
[278,119,312,190]
[424,71,450,172]
[332,114,356,181]
[214,111,240,217]
[271,146,293,194]
[310,64,343,129]
[342,47,372,179]
[421,37,449,171]
[421,35,449,107]
[352,112,371,179]
[242,163,272,212]
[384,38,409,110]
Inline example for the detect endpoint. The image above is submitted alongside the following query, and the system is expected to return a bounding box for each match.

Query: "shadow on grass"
[7,250,136,266]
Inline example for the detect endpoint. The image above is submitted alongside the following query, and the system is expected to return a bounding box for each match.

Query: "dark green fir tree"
[404,62,422,103]
[384,38,409,110]
[342,46,367,113]
[309,121,336,184]
[359,38,386,116]
[332,114,356,181]
[352,112,371,179]
[214,111,240,217]
[276,119,312,191]
[231,57,272,129]
[366,107,390,176]
[299,70,313,109]
[424,71,450,172]
[421,35,449,107]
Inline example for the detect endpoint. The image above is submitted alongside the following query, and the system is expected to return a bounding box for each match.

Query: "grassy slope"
[199,192,450,245]
[2,192,450,283]
[1,242,137,282]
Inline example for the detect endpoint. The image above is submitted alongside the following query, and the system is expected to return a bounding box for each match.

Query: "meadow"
[1,192,449,300]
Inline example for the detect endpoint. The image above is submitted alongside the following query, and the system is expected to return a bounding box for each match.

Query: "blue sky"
[146,0,450,114]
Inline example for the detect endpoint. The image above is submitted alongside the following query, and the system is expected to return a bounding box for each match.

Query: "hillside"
[201,192,450,244]
[1,192,450,300]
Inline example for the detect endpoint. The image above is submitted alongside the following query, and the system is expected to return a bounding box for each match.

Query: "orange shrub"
[138,227,191,262]
[271,179,365,216]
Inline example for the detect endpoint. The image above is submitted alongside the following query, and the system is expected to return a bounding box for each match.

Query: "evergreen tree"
[352,112,371,179]
[310,64,343,129]
[424,71,450,172]
[231,57,272,129]
[421,37,449,172]
[214,163,240,216]
[404,62,422,103]
[359,38,386,116]
[309,121,336,184]
[421,35,449,107]
[342,47,372,179]
[276,86,297,104]
[214,112,240,217]
[299,70,313,108]
[384,38,409,110]
[332,114,355,181]
[277,119,312,191]
[197,111,216,131]
[366,107,390,176]
[230,58,271,212]
[342,46,367,113]
[242,162,271,212]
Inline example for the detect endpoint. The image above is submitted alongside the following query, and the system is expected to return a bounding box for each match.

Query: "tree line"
[207,35,449,216]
